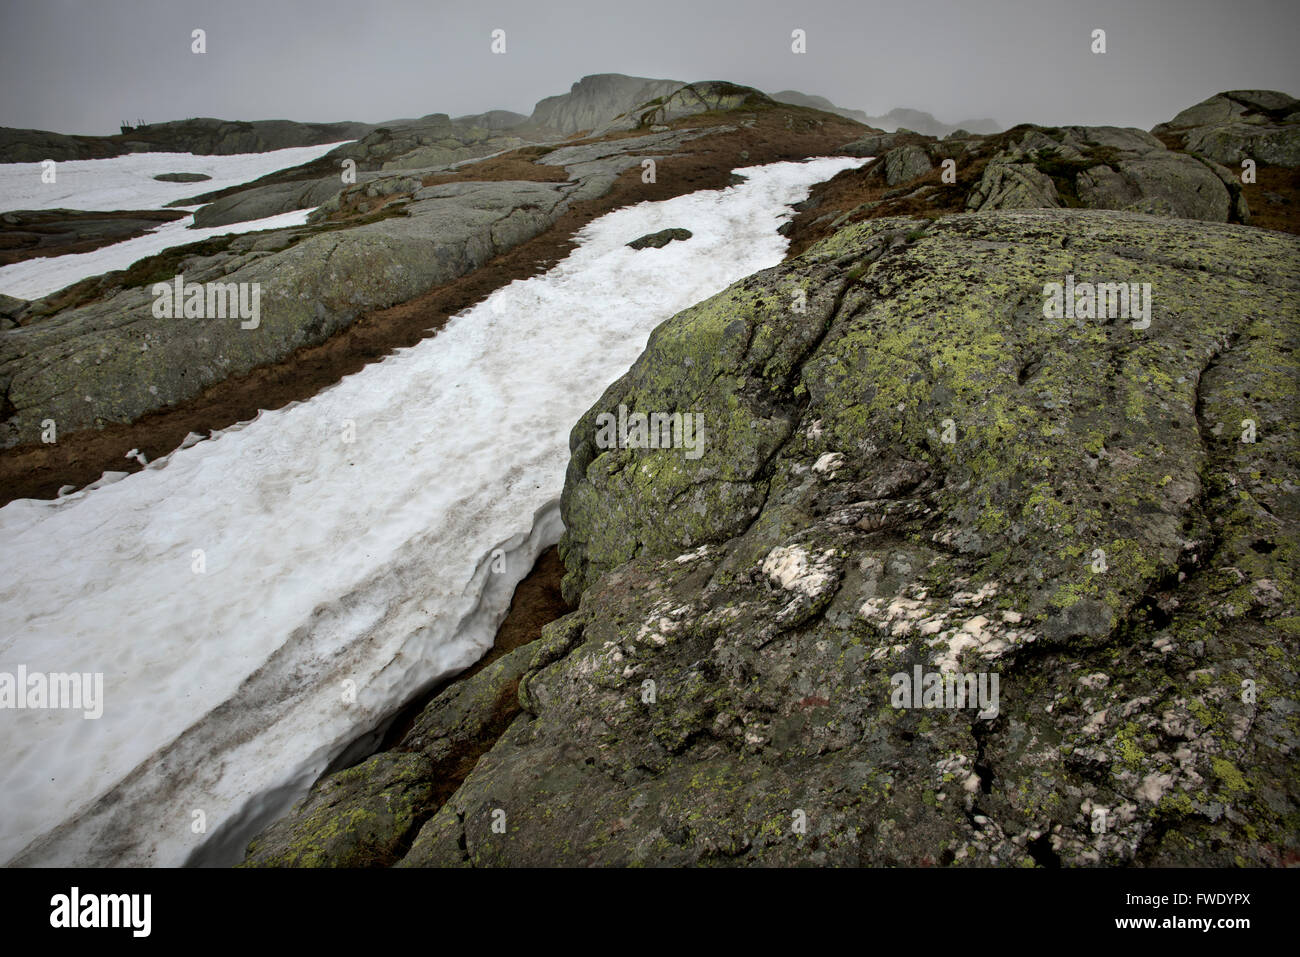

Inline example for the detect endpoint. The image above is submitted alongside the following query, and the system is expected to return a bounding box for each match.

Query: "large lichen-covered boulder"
[882,145,933,186]
[966,154,1062,209]
[1154,90,1300,168]
[527,74,687,135]
[395,209,1297,867]
[597,82,773,134]
[967,126,1242,222]
[1156,90,1299,132]
[192,177,347,228]
[838,131,908,157]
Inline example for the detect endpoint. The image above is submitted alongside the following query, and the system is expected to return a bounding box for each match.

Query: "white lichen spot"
[764,545,836,598]
[951,582,999,607]
[1137,773,1174,804]
[812,452,845,478]
[918,616,946,636]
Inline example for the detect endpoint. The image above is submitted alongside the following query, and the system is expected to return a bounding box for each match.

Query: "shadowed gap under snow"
[0,156,865,866]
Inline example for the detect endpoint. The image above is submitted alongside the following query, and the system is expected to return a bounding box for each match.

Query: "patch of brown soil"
[0,106,864,505]
[1241,164,1300,235]
[1153,131,1186,152]
[420,148,571,185]
[314,190,412,224]
[783,151,993,258]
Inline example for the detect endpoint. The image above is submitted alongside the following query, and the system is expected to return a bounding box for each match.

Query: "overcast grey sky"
[2,0,1297,135]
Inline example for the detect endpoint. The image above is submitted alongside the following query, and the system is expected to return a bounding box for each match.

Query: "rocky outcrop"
[594,82,772,135]
[839,130,917,158]
[527,74,686,134]
[811,117,1256,247]
[966,126,1244,222]
[173,77,813,232]
[242,208,1299,867]
[191,178,347,228]
[242,615,582,867]
[178,116,543,228]
[182,83,829,232]
[0,295,26,329]
[881,144,933,186]
[0,127,122,163]
[309,115,535,174]
[1154,90,1300,167]
[452,110,529,131]
[966,153,1061,209]
[534,126,727,200]
[366,118,530,172]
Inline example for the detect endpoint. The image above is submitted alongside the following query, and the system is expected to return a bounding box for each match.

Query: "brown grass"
[1241,164,1300,235]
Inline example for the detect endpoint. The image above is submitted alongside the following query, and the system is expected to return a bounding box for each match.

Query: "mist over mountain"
[770,90,1000,136]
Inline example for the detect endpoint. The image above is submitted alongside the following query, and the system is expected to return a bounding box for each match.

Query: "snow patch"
[0,143,349,213]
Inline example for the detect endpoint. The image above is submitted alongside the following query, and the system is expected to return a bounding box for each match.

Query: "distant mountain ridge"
[768,90,870,124]
[0,75,1000,165]
[770,89,999,137]
[0,73,701,163]
[0,118,378,163]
